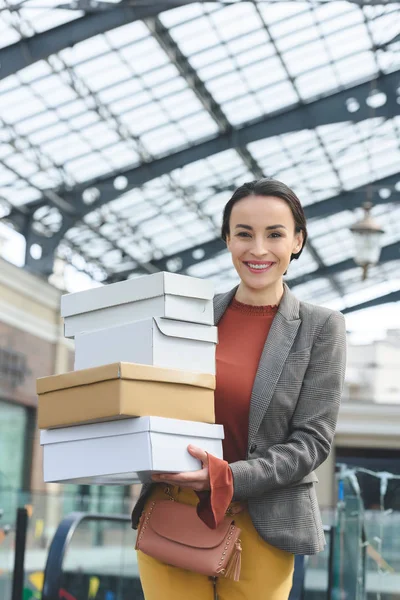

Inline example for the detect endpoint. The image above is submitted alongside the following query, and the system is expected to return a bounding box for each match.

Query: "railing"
[302,525,336,600]
[0,487,139,600]
[42,512,143,600]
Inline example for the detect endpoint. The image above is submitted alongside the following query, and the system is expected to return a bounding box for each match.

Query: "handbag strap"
[164,485,175,501]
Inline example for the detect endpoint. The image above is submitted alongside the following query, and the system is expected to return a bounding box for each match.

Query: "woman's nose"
[251,239,268,257]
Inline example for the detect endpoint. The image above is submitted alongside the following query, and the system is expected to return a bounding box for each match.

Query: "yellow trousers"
[137,485,294,600]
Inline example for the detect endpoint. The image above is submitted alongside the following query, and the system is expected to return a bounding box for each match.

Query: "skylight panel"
[181,111,218,140]
[225,29,270,58]
[242,54,288,89]
[0,89,45,124]
[0,163,16,185]
[87,66,133,94]
[0,23,19,50]
[140,125,187,156]
[315,2,358,30]
[99,143,139,171]
[96,76,144,105]
[23,7,80,35]
[205,70,249,104]
[160,88,204,120]
[172,24,220,56]
[104,20,149,48]
[18,60,53,85]
[209,4,260,41]
[296,66,338,98]
[326,24,371,61]
[159,3,208,29]
[3,153,38,178]
[29,169,61,189]
[65,153,110,182]
[122,102,169,136]
[284,39,331,79]
[188,43,229,69]
[256,79,298,114]
[141,62,181,89]
[3,186,41,206]
[336,51,376,86]
[268,7,315,38]
[197,57,237,82]
[223,95,262,126]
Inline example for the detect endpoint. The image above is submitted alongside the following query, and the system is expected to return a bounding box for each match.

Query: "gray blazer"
[131,283,347,555]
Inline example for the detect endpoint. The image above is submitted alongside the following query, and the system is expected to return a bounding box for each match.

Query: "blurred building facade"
[345,331,400,404]
[0,256,69,493]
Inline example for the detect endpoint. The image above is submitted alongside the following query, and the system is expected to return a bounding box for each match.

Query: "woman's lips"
[243,261,275,274]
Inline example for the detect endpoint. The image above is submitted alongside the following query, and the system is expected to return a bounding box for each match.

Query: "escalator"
[41,513,144,600]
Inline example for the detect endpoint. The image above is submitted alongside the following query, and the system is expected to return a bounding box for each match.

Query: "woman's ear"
[225,234,231,251]
[293,231,304,254]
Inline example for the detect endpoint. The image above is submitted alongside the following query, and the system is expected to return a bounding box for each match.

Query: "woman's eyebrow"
[234,224,287,230]
[235,224,253,230]
[266,224,287,230]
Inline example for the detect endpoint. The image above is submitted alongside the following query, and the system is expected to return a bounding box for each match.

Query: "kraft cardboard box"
[61,272,214,338]
[40,416,224,485]
[37,362,216,429]
[74,317,218,374]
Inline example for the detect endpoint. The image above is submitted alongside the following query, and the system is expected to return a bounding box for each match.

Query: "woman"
[131,178,347,599]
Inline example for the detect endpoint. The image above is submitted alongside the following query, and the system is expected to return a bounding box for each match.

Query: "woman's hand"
[151,445,210,491]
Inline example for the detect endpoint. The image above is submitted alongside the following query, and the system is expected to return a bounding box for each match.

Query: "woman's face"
[226,195,304,293]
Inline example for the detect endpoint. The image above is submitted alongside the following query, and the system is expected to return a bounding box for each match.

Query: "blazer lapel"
[248,284,301,443]
[213,286,238,325]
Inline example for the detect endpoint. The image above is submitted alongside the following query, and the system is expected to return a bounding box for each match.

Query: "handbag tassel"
[224,539,242,582]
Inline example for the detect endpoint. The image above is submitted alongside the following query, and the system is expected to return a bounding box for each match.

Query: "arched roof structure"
[1,0,399,313]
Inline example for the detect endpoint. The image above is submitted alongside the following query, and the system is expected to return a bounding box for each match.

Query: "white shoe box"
[40,416,224,485]
[74,318,218,375]
[61,272,214,338]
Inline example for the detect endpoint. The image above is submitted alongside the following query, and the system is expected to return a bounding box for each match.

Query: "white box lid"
[61,272,214,318]
[40,416,224,445]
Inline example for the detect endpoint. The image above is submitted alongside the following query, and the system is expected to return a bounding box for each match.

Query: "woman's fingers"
[150,445,210,490]
[187,445,209,465]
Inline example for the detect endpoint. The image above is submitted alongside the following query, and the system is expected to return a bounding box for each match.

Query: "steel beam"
[146,16,265,179]
[56,70,400,218]
[0,2,189,81]
[106,237,226,283]
[5,68,400,278]
[103,173,400,282]
[288,241,400,289]
[342,289,400,314]
[11,70,400,224]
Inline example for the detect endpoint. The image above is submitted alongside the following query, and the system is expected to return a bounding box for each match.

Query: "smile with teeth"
[244,261,275,271]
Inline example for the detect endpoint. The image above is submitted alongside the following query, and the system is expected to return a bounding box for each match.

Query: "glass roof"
[0,0,399,313]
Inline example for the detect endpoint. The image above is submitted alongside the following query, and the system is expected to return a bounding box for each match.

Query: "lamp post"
[350,202,385,280]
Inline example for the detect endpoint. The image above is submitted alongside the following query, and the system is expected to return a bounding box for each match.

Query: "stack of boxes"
[37,272,224,485]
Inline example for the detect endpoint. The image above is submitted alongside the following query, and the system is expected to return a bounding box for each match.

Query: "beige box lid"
[37,362,215,394]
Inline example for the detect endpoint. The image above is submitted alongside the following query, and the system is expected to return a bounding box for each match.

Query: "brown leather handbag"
[135,498,242,581]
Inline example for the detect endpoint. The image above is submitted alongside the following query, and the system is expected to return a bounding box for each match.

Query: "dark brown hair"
[221,178,307,262]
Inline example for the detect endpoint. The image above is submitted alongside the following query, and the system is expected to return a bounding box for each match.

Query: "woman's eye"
[237,232,251,238]
[269,232,282,238]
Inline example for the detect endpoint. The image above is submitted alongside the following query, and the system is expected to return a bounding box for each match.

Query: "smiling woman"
[133,178,347,600]
[222,179,308,306]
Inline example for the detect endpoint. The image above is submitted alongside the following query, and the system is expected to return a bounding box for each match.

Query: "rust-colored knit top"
[196,297,278,528]
[215,297,278,464]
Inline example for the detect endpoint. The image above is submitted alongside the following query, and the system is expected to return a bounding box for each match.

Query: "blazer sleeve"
[229,310,347,501]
